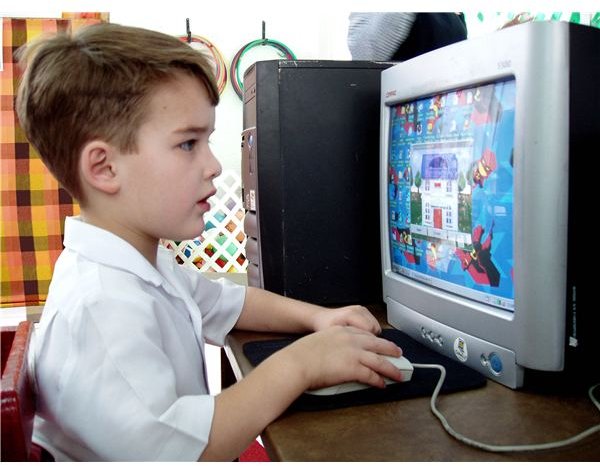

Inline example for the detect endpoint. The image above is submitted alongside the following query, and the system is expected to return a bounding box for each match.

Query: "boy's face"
[117,71,221,242]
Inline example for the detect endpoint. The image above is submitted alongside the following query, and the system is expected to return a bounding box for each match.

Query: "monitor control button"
[488,352,503,375]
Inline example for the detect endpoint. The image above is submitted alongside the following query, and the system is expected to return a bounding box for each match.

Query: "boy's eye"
[179,139,197,152]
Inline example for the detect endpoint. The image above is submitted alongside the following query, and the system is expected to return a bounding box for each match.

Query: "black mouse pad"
[242,328,487,411]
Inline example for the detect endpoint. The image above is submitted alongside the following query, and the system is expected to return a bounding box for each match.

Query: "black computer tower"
[241,60,390,305]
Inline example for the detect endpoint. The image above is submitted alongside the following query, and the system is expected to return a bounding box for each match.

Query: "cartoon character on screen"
[472,149,497,189]
[426,242,452,273]
[389,166,396,197]
[403,103,417,135]
[427,242,439,269]
[471,85,503,126]
[427,95,443,134]
[455,222,500,287]
[399,228,420,265]
[389,165,401,200]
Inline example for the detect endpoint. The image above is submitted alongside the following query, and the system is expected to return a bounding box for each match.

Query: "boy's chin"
[174,223,206,242]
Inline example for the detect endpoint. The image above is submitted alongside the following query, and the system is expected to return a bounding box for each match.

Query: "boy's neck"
[79,209,159,267]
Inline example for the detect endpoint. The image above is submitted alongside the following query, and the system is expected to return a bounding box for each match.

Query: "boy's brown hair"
[16,23,220,202]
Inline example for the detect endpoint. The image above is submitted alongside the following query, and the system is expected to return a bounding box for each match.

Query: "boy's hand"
[284,326,402,391]
[311,305,382,335]
[207,325,402,460]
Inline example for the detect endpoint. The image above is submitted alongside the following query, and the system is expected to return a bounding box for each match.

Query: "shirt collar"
[63,216,167,287]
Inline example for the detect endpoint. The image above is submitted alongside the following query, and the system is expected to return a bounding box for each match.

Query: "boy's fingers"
[363,335,402,358]
[345,311,382,334]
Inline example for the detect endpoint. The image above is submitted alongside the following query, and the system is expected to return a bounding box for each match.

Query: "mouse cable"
[412,363,600,453]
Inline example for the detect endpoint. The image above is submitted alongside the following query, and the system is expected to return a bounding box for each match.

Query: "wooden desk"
[223,308,600,461]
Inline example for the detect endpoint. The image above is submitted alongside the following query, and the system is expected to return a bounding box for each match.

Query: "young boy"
[17,23,403,461]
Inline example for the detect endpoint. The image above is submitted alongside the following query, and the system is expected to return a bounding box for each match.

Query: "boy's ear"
[79,140,120,195]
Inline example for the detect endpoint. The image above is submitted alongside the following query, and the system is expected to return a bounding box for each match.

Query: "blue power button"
[489,352,503,375]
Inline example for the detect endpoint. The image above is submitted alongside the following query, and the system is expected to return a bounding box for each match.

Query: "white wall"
[2,0,355,176]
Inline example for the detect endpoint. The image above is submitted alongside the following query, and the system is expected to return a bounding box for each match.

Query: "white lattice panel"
[162,170,248,273]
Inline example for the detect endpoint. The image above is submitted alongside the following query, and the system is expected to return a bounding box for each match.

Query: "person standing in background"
[347,13,468,61]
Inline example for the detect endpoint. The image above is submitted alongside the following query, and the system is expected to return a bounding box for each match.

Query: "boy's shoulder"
[60,216,176,288]
[48,246,159,313]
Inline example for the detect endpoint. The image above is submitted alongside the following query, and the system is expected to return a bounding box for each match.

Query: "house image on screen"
[421,153,459,233]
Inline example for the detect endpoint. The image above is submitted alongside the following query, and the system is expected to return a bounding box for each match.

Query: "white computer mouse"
[305,355,413,396]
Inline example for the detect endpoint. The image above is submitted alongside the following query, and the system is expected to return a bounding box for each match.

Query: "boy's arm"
[199,287,392,460]
[201,325,402,461]
[234,286,382,335]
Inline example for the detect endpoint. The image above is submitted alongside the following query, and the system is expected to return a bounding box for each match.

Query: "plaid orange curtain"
[1,14,107,308]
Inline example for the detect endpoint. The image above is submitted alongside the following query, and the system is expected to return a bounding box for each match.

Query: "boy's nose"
[206,148,222,179]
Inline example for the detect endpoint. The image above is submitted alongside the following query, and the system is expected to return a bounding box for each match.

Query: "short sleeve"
[178,267,246,346]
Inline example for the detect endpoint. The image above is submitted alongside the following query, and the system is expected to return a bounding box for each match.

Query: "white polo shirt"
[30,216,246,461]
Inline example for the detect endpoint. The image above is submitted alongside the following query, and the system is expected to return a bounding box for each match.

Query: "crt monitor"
[380,21,597,389]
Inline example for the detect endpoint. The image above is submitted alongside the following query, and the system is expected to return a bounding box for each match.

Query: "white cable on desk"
[413,363,600,453]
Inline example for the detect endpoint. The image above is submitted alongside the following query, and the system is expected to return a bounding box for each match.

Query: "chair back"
[1,321,37,461]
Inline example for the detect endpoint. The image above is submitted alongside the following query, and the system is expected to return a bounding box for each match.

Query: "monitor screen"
[387,79,516,312]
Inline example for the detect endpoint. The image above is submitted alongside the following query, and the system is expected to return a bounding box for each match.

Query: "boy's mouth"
[198,189,217,206]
